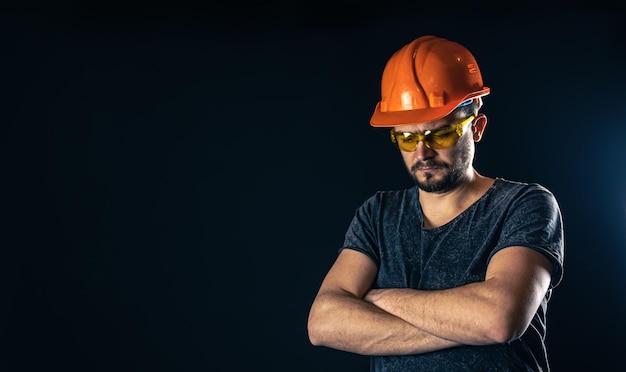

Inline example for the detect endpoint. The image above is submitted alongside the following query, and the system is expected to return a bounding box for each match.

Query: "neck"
[418,169,494,228]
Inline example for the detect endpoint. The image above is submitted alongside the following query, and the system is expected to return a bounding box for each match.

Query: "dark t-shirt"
[341,178,565,372]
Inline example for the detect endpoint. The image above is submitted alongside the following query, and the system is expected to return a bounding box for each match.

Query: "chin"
[415,172,463,193]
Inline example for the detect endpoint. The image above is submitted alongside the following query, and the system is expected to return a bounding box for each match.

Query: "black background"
[2,1,625,371]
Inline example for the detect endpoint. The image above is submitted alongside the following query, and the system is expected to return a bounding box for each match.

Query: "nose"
[414,140,435,160]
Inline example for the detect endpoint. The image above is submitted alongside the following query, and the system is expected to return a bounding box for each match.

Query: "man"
[307,35,564,371]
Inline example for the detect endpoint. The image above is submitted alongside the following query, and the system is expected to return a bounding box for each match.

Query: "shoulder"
[492,178,559,204]
[361,187,418,209]
[350,187,420,223]
[490,178,563,235]
[494,177,550,192]
[483,178,563,227]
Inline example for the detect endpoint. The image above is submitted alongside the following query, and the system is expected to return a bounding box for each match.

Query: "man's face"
[394,114,476,194]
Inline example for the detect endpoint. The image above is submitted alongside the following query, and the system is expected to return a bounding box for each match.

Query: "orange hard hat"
[370,35,490,127]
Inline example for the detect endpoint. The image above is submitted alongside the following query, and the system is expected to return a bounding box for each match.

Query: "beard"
[408,136,473,194]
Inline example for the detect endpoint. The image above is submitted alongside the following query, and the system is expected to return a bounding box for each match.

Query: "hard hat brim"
[370,89,490,127]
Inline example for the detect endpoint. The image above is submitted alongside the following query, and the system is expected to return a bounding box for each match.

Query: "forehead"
[393,111,463,132]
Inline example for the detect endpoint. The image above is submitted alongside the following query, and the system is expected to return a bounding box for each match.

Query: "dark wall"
[2,2,625,371]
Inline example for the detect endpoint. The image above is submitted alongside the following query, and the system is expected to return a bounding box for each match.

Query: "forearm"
[364,247,553,345]
[307,290,461,355]
[364,281,523,345]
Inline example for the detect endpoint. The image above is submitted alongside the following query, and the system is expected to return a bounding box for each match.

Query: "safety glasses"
[390,115,475,151]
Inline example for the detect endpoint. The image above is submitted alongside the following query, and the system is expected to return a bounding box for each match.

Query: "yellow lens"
[394,132,418,151]
[425,127,458,149]
[389,116,473,152]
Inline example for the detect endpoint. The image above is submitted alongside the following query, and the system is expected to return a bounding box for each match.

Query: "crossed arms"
[307,246,553,356]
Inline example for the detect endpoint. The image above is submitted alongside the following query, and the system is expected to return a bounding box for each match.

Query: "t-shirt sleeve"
[490,184,565,288]
[339,194,382,267]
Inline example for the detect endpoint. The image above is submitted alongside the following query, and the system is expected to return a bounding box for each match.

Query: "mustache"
[410,161,449,172]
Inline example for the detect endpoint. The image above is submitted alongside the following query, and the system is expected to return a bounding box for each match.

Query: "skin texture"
[307,111,554,355]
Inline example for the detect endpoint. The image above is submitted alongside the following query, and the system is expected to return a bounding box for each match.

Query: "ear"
[472,113,487,142]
